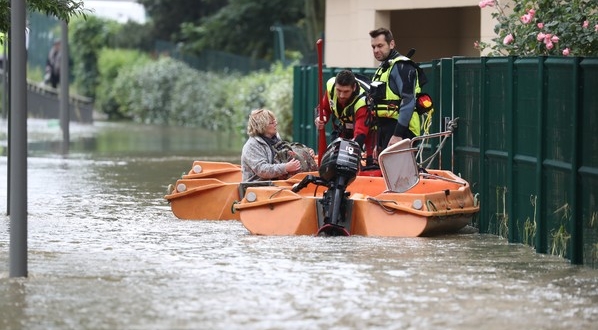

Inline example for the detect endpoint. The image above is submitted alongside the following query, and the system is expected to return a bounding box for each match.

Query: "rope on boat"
[426,200,437,212]
[473,193,480,207]
[269,188,287,199]
[415,117,459,169]
[422,108,434,135]
[366,197,398,214]
[419,172,467,185]
[268,188,289,209]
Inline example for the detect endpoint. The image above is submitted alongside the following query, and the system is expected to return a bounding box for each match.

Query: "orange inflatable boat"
[164,161,242,220]
[165,126,480,236]
[164,160,320,220]
[233,137,479,237]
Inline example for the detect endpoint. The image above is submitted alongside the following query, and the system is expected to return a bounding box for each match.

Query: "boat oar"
[316,38,326,166]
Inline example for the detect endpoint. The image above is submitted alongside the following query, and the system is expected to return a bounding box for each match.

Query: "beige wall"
[325,0,498,67]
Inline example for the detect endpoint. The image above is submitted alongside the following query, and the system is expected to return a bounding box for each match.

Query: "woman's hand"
[285,158,302,173]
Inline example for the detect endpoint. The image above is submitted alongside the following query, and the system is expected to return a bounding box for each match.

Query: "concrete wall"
[325,0,501,67]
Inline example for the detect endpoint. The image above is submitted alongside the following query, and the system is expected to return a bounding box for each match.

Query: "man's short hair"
[335,69,356,87]
[369,28,394,43]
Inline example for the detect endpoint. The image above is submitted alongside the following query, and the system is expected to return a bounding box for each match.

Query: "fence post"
[506,56,516,241]
[479,57,489,233]
[292,66,304,144]
[570,57,582,264]
[535,57,547,254]
[439,58,453,170]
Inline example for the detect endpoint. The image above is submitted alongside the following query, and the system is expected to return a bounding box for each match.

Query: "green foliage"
[303,0,326,46]
[106,21,154,51]
[70,15,154,103]
[137,0,225,41]
[0,0,88,34]
[232,63,295,139]
[27,64,44,82]
[206,62,294,138]
[134,0,323,65]
[112,57,191,124]
[96,48,151,119]
[69,15,110,98]
[224,70,270,133]
[130,0,323,64]
[170,69,235,129]
[179,0,305,61]
[478,0,598,56]
[110,57,295,138]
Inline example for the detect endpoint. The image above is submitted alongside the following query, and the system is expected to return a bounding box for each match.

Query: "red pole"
[316,38,326,165]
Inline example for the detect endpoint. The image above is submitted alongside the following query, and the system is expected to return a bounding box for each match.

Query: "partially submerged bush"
[96,48,151,119]
[110,57,294,138]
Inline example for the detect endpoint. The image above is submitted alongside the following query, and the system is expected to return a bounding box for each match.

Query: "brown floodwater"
[0,119,597,330]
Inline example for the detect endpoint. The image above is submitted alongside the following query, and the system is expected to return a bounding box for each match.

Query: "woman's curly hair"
[247,108,275,137]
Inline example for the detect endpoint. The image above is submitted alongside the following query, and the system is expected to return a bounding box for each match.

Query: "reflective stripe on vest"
[372,56,422,120]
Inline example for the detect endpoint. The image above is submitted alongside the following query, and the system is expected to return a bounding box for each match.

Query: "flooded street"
[1,120,597,329]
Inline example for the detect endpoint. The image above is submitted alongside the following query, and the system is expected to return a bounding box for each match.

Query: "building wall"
[325,0,501,67]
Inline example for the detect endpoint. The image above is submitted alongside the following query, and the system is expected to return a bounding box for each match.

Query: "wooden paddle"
[316,38,326,165]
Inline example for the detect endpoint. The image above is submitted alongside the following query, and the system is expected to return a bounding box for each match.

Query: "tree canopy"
[138,0,324,62]
[179,0,304,60]
[0,0,88,34]
[136,0,226,41]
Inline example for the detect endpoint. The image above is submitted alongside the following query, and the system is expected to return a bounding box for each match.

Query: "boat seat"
[378,138,420,193]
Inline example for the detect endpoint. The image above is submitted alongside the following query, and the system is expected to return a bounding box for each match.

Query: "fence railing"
[292,56,598,267]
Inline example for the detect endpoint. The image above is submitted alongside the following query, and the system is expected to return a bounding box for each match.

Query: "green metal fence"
[292,56,598,266]
[154,40,272,74]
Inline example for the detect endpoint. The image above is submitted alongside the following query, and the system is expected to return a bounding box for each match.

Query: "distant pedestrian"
[44,39,61,88]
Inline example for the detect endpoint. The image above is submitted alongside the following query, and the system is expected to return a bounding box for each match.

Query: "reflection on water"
[0,119,597,330]
[0,119,244,159]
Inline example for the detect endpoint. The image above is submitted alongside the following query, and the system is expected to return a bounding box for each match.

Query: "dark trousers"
[375,117,416,151]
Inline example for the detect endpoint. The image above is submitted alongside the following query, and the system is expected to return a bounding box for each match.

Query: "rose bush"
[477,0,598,56]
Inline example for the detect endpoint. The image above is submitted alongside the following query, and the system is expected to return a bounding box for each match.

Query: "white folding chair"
[378,138,420,193]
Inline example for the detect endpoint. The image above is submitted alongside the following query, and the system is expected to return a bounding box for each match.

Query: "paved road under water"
[0,120,597,329]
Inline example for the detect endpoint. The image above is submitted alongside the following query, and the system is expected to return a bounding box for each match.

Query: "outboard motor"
[316,138,361,236]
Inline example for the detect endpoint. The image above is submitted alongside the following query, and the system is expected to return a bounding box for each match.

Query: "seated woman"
[241,109,302,182]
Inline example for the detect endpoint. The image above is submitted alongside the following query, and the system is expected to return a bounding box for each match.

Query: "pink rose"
[583,20,589,28]
[503,34,514,45]
[562,48,570,56]
[545,42,554,50]
[551,35,559,43]
[596,24,598,32]
[478,0,495,8]
[537,22,544,29]
[527,9,536,20]
[474,41,480,49]
[521,13,532,24]
[537,32,545,41]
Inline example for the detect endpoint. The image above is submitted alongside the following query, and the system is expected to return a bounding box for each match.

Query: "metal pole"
[2,33,7,119]
[59,20,69,154]
[3,29,10,215]
[270,25,285,64]
[9,0,28,277]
